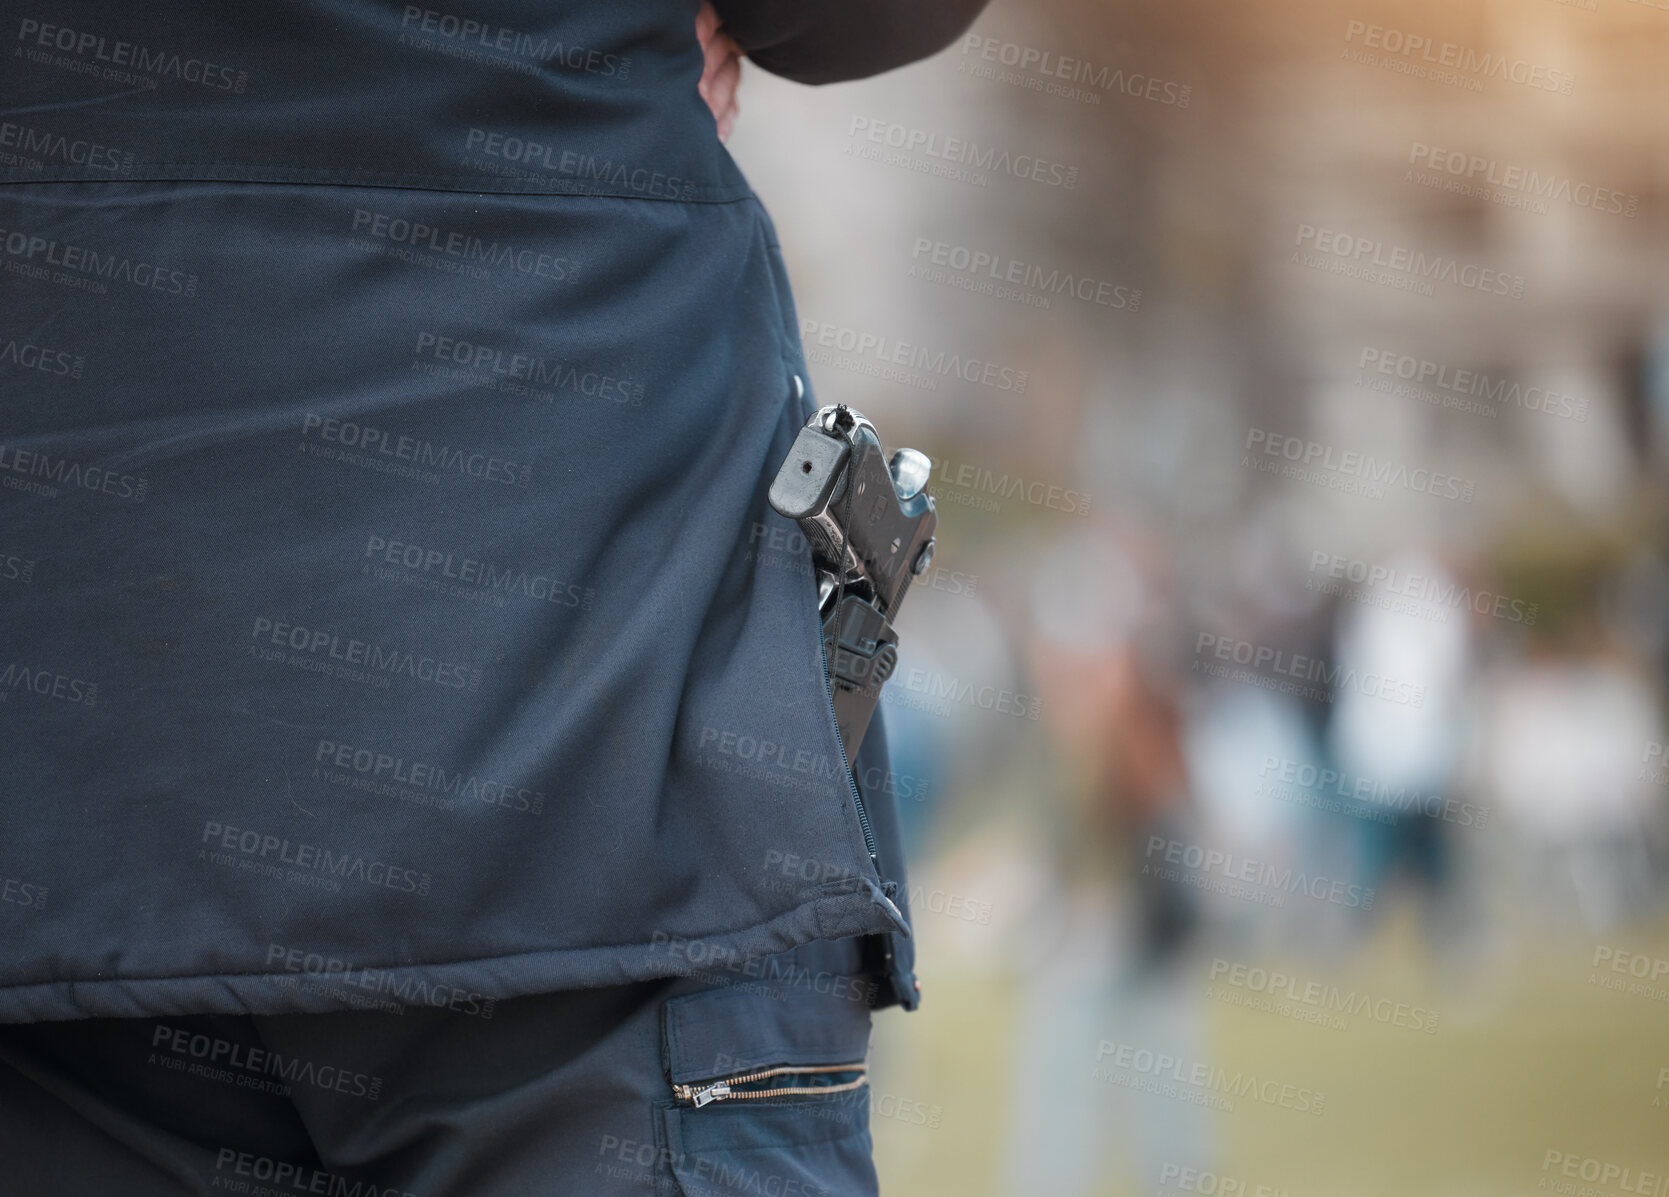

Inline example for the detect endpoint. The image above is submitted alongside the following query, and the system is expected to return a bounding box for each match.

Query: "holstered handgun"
[768,404,937,757]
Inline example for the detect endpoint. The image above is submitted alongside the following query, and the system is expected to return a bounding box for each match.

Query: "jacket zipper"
[673,1062,868,1108]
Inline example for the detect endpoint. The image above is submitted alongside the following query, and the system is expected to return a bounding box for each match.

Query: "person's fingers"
[699,25,733,110]
[695,4,744,133]
[708,50,741,135]
[715,88,738,142]
[713,89,737,142]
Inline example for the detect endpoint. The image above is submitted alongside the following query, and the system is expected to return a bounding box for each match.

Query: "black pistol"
[768,404,938,758]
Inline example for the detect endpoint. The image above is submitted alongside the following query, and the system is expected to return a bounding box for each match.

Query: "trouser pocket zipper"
[672,1062,868,1108]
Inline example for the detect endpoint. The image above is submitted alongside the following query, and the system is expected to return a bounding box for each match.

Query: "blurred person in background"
[1001,524,1216,1195]
[1473,574,1665,933]
[1324,550,1474,950]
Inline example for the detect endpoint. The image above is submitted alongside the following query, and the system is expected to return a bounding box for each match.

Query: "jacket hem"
[0,166,758,203]
[0,888,910,1024]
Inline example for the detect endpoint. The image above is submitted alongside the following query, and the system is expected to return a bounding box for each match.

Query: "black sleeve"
[710,0,993,85]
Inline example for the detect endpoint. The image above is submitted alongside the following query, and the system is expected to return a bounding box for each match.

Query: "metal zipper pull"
[671,1080,734,1106]
[689,1082,731,1108]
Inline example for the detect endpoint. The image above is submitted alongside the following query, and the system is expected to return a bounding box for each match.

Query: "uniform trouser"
[0,936,880,1197]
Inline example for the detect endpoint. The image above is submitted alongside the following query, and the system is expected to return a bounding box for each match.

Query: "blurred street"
[729,0,1669,1191]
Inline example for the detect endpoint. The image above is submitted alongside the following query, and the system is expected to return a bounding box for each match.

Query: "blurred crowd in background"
[732,0,1669,1192]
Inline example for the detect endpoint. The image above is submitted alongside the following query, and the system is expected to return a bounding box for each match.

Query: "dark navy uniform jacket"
[0,0,984,1023]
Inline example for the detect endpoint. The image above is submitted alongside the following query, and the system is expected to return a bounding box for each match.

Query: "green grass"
[872,910,1669,1196]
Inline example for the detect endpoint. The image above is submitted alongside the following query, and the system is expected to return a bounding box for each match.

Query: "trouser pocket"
[655,975,878,1196]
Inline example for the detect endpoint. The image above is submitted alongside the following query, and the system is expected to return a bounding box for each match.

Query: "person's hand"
[696,1,742,142]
